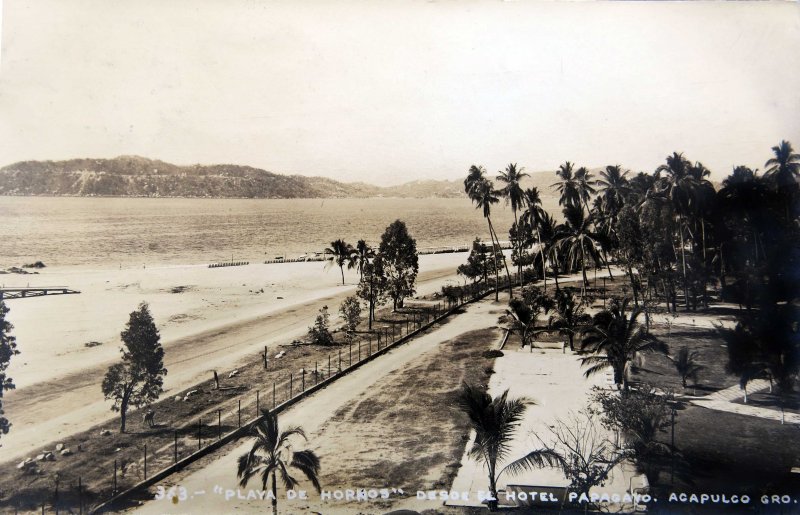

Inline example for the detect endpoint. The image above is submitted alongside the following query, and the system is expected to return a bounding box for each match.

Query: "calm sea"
[0,197,560,269]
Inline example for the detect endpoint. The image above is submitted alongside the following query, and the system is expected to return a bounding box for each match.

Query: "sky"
[0,1,798,186]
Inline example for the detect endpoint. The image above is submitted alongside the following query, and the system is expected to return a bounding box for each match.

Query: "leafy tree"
[377,220,419,310]
[237,409,321,515]
[357,258,387,330]
[549,288,591,352]
[456,383,563,511]
[101,302,167,433]
[457,238,497,284]
[580,298,667,390]
[669,347,705,388]
[591,385,676,484]
[324,239,354,285]
[308,306,334,346]
[338,296,362,334]
[0,301,19,441]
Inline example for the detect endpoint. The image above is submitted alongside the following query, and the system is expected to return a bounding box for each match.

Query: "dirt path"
[0,263,461,464]
[128,300,504,515]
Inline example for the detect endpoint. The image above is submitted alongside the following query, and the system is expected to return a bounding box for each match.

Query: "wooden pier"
[0,286,81,300]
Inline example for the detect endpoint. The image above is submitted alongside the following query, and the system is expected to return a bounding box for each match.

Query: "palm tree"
[597,165,631,214]
[497,163,529,288]
[580,298,667,390]
[456,383,563,511]
[552,161,581,207]
[464,165,513,300]
[325,239,354,285]
[237,410,321,515]
[669,347,705,389]
[556,204,604,299]
[501,299,540,350]
[353,239,375,282]
[574,166,598,212]
[654,152,701,309]
[764,140,800,187]
[549,288,592,351]
[520,187,548,291]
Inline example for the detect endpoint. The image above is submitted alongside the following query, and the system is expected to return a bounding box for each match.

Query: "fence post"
[338,349,342,372]
[368,338,371,356]
[264,345,268,369]
[302,369,305,392]
[328,355,331,378]
[290,374,293,398]
[314,362,318,383]
[273,382,276,408]
[406,318,409,334]
[78,477,82,515]
[174,431,178,463]
[144,443,148,480]
[113,459,118,494]
[218,410,222,439]
[238,400,241,428]
[256,390,260,414]
[198,419,202,450]
[358,341,361,361]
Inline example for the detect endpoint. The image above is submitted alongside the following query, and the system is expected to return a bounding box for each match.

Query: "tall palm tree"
[597,165,630,215]
[325,239,354,285]
[237,410,321,515]
[497,163,529,288]
[353,239,375,282]
[580,298,667,390]
[556,205,604,299]
[465,165,513,300]
[574,166,598,212]
[654,152,701,309]
[456,383,563,511]
[669,347,705,389]
[552,161,581,207]
[520,187,549,292]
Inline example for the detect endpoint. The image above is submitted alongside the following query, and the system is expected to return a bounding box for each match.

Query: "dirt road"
[0,260,464,464]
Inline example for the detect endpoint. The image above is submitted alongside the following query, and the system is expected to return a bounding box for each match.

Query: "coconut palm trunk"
[488,218,513,298]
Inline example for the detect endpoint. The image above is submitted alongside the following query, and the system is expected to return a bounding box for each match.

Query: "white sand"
[0,253,468,463]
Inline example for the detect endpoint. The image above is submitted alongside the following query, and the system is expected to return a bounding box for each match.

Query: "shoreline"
[0,252,471,463]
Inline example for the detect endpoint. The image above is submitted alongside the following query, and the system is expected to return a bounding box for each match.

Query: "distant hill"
[0,156,473,199]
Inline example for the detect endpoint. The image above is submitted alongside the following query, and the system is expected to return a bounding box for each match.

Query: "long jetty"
[0,286,81,300]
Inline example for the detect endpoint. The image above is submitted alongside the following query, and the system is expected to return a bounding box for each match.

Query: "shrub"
[308,306,335,346]
[482,349,504,359]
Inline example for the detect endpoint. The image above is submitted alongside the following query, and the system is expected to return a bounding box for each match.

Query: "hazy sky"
[1,1,798,186]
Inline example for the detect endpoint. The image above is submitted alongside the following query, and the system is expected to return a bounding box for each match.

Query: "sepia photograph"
[0,1,798,513]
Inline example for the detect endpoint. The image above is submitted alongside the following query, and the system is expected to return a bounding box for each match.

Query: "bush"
[308,306,335,346]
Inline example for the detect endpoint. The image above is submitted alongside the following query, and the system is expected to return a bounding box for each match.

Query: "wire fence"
[9,277,511,515]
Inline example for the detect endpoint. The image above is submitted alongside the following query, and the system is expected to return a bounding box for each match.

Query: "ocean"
[0,196,560,269]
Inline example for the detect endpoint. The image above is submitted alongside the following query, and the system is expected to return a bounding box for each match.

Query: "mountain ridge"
[0,156,558,199]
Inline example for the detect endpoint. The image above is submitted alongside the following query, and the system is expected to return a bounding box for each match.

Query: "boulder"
[45,452,55,461]
[16,460,30,470]
[55,443,65,452]
[100,429,112,436]
[174,396,182,402]
[228,370,239,378]
[60,448,73,456]
[36,453,46,462]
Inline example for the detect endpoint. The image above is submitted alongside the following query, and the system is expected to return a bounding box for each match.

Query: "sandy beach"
[1,252,471,463]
